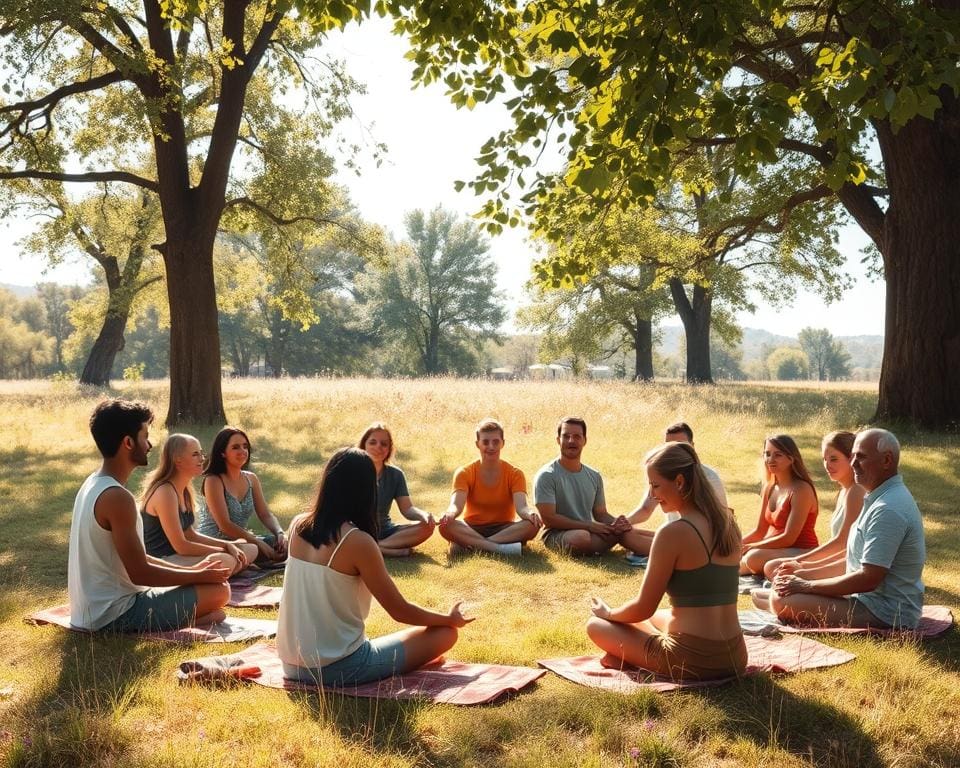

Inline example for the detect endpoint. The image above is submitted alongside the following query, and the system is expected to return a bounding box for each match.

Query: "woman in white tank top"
[277,447,473,686]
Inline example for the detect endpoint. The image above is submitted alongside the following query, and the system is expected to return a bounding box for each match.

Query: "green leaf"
[652,121,673,145]
[883,88,896,113]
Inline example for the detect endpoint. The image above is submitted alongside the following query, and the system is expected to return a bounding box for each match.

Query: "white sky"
[0,16,885,338]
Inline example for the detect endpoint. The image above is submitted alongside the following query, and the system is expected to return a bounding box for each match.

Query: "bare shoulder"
[203,474,225,493]
[98,485,136,509]
[792,481,817,507]
[244,470,262,488]
[846,483,867,508]
[343,526,377,551]
[652,518,690,547]
[95,485,137,527]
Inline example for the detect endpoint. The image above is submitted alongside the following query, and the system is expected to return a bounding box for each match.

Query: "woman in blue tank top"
[196,427,287,564]
[587,442,747,681]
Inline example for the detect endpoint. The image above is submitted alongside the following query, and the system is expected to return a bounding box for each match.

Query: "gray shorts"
[102,586,199,632]
[541,528,571,551]
[283,634,408,686]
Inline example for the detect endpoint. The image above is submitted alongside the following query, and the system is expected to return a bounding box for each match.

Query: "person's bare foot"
[381,547,412,558]
[751,588,772,610]
[195,609,227,627]
[599,653,633,670]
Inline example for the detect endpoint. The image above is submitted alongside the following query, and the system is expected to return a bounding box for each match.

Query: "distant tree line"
[0,207,505,381]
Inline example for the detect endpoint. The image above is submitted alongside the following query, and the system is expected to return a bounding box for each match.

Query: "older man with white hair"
[770,428,926,629]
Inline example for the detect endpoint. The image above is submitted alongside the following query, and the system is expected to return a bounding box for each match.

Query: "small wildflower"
[629,746,641,759]
[198,729,206,740]
[22,735,32,747]
[643,718,656,731]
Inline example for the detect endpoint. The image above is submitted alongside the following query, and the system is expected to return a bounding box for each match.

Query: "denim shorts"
[377,521,420,541]
[283,634,408,686]
[102,586,199,632]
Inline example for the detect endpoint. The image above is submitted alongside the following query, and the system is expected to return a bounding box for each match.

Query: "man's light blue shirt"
[847,474,925,628]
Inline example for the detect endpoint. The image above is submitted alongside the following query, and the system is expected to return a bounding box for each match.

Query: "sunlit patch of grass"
[0,377,957,767]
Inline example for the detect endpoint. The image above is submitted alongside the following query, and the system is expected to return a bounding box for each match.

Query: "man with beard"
[535,416,648,556]
[68,399,231,632]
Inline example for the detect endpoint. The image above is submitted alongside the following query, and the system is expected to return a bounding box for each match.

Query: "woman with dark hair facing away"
[359,423,435,557]
[740,434,819,577]
[753,431,865,605]
[141,434,256,574]
[278,448,472,685]
[587,442,746,681]
[196,427,287,563]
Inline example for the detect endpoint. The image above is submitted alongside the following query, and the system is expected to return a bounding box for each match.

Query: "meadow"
[0,377,957,768]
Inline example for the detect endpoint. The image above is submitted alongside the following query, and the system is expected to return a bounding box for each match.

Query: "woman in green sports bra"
[587,441,747,681]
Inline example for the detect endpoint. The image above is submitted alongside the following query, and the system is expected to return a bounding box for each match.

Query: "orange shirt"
[453,460,527,526]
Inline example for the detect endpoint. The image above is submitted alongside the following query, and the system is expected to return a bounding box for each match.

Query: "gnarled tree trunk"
[871,92,960,427]
[80,312,128,386]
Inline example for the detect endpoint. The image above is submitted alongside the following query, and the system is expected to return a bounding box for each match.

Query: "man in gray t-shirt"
[770,428,925,629]
[535,417,650,555]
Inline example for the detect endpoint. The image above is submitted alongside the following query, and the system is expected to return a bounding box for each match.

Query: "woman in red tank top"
[740,434,819,577]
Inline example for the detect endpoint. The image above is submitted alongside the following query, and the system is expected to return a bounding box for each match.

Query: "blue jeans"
[283,634,408,686]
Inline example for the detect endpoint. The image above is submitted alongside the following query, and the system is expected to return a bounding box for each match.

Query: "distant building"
[586,365,613,379]
[528,363,572,379]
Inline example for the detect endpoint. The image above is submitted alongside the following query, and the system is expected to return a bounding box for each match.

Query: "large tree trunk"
[80,311,128,386]
[669,279,713,383]
[632,311,654,381]
[266,309,288,378]
[873,95,960,427]
[425,323,440,374]
[164,231,226,425]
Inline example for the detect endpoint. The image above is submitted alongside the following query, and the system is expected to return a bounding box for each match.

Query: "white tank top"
[277,527,372,669]
[68,473,145,630]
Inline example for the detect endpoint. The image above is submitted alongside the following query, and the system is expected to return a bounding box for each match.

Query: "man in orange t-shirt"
[438,418,542,556]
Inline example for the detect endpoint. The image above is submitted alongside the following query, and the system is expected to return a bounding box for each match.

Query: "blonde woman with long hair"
[587,442,746,681]
[140,434,257,575]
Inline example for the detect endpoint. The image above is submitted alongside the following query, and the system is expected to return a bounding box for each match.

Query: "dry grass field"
[0,377,957,767]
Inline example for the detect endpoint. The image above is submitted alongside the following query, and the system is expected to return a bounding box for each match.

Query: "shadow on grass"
[4,629,173,766]
[0,447,93,592]
[383,550,442,576]
[443,547,557,574]
[919,628,960,674]
[701,673,885,767]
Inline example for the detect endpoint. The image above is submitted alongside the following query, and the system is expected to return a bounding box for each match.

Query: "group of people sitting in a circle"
[68,400,926,684]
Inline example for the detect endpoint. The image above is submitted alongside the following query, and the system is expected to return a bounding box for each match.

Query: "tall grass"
[0,378,957,767]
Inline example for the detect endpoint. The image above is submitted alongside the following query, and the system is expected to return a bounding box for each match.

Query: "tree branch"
[0,169,159,191]
[0,71,126,140]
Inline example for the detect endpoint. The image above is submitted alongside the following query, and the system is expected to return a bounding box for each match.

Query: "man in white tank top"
[68,399,232,632]
[623,422,730,560]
